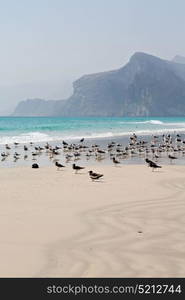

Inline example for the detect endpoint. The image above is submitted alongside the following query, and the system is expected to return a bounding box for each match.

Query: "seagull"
[62,140,68,146]
[97,149,106,154]
[1,152,8,157]
[32,163,39,169]
[66,154,73,159]
[53,150,60,155]
[5,144,11,150]
[55,146,61,150]
[14,152,21,156]
[89,170,103,181]
[55,161,65,170]
[168,154,177,163]
[74,152,81,157]
[148,161,162,171]
[72,163,85,173]
[32,152,38,157]
[145,158,153,166]
[14,154,20,160]
[113,157,120,165]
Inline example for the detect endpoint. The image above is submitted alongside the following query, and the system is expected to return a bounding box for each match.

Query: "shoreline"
[1,116,185,146]
[1,131,185,168]
[1,127,185,146]
[1,164,185,277]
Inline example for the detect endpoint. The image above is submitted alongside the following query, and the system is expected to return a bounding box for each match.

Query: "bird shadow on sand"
[152,170,164,173]
[74,173,86,175]
[90,180,105,183]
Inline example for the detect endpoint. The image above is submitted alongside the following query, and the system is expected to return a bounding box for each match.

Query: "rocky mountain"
[12,52,185,117]
[13,98,67,117]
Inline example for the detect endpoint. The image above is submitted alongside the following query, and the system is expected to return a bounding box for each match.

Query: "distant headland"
[12,52,185,117]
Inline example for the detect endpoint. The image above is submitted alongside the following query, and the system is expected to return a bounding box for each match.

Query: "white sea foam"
[118,120,185,128]
[148,120,164,125]
[1,127,185,145]
[0,132,56,145]
[119,119,164,125]
[83,128,185,139]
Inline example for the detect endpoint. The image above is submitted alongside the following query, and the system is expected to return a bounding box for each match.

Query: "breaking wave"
[1,127,185,145]
[119,119,164,125]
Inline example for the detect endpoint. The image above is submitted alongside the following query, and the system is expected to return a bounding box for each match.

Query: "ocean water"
[1,116,185,145]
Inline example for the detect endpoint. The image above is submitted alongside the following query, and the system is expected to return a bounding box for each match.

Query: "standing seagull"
[113,157,120,166]
[32,163,39,169]
[5,144,11,150]
[62,140,68,146]
[148,161,162,171]
[145,158,154,166]
[168,154,177,163]
[55,161,65,170]
[72,163,85,173]
[89,171,103,181]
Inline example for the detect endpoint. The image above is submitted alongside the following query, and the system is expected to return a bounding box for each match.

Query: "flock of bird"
[0,132,184,180]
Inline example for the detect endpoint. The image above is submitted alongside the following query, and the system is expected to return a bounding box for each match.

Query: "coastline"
[1,164,185,277]
[1,131,185,168]
[1,116,185,146]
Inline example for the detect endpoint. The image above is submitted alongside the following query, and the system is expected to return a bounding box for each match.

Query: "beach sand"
[0,164,185,277]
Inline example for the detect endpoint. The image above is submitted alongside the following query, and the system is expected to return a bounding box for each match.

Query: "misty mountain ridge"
[13,52,185,117]
[172,55,185,64]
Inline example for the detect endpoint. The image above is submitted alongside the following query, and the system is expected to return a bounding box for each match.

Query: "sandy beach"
[0,164,185,277]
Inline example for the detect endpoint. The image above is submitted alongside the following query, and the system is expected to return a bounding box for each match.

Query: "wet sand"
[1,132,185,168]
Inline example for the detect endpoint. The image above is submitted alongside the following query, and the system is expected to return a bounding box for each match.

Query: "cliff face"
[13,98,67,117]
[12,52,185,117]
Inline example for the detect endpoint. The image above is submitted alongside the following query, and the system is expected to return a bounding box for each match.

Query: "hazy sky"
[0,0,185,114]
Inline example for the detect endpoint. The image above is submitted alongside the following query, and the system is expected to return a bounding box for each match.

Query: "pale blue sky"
[0,0,185,113]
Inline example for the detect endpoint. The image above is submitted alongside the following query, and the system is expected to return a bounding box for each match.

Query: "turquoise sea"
[1,116,185,144]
